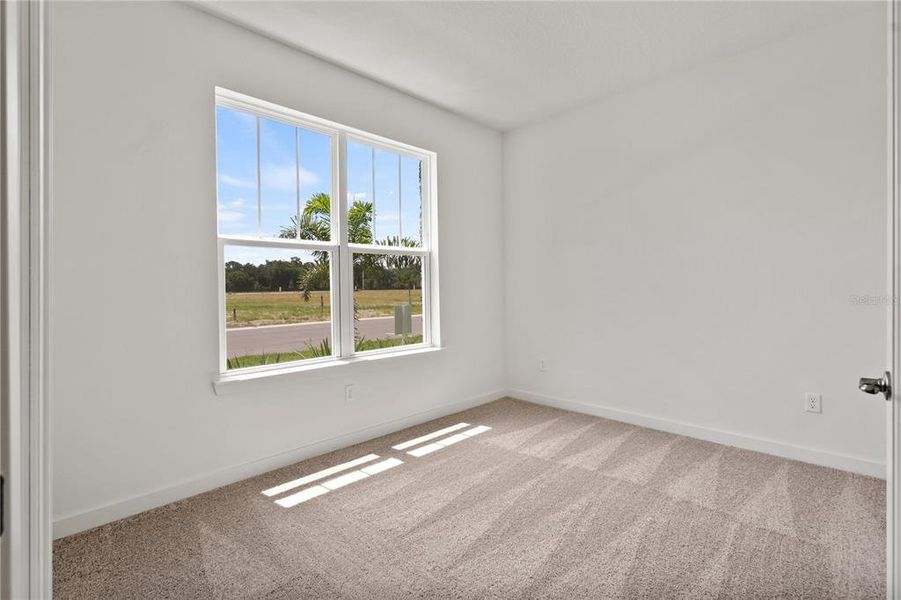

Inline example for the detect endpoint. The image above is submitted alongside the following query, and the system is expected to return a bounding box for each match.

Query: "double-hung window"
[215,88,438,375]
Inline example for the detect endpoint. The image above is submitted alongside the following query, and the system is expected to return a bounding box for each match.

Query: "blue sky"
[217,106,422,265]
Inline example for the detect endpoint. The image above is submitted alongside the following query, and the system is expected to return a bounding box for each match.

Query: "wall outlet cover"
[804,392,822,414]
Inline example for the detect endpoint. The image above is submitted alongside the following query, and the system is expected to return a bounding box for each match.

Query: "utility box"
[394,303,412,335]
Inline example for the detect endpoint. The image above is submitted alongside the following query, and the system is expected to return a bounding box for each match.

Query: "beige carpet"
[54,398,885,599]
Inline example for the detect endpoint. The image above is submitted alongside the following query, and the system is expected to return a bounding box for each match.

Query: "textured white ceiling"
[196,1,870,131]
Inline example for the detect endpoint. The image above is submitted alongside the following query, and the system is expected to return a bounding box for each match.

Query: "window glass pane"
[224,245,332,369]
[353,253,423,352]
[216,106,258,237]
[299,129,333,242]
[374,149,400,243]
[346,140,374,244]
[400,156,423,246]
[259,118,298,239]
[345,140,422,247]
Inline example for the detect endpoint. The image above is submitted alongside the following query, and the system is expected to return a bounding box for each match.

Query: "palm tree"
[279,193,375,299]
[347,201,374,245]
[381,236,421,295]
[279,193,373,244]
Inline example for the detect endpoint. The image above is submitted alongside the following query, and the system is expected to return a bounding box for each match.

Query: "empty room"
[3,0,901,598]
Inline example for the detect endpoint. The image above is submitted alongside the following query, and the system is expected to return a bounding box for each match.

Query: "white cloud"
[217,208,247,223]
[262,165,294,191]
[233,110,256,126]
[220,166,322,194]
[301,168,320,188]
[219,173,256,189]
[264,203,296,212]
[218,198,250,223]
[261,163,321,192]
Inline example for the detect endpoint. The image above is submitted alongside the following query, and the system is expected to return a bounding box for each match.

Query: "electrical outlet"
[539,358,547,373]
[345,384,356,402]
[804,392,822,414]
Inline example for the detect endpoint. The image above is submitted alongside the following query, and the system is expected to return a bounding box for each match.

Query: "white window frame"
[215,87,440,379]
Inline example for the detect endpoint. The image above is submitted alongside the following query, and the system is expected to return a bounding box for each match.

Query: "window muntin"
[216,89,436,374]
[298,129,333,241]
[259,117,299,239]
[400,155,423,246]
[373,148,400,243]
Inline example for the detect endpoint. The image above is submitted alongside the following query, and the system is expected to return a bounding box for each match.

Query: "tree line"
[224,258,316,293]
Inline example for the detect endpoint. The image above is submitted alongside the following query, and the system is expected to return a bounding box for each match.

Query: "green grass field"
[225,289,422,328]
[226,335,423,369]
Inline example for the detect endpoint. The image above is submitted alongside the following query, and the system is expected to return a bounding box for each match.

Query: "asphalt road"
[226,315,423,356]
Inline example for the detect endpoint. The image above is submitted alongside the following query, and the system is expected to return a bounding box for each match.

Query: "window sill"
[212,345,443,396]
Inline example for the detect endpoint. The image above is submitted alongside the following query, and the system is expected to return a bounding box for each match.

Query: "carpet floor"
[53,398,885,599]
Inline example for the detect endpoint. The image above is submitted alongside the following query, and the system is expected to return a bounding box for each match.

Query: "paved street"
[226,315,423,356]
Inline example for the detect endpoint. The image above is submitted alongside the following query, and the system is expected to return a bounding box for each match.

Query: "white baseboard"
[507,388,885,479]
[53,388,506,539]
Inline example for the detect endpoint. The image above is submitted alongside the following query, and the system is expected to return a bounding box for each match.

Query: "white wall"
[504,8,889,475]
[50,1,505,536]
